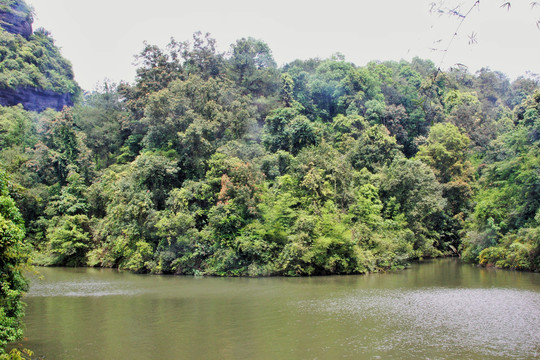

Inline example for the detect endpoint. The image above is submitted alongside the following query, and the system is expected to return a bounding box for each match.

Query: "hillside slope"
[0,0,79,111]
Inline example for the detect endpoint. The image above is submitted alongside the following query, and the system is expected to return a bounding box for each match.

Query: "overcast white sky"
[27,0,540,91]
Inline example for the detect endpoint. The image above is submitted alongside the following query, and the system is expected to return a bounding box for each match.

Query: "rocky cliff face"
[0,1,32,38]
[0,86,73,112]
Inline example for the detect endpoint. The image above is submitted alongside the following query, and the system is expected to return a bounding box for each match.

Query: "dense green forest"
[1,30,538,277]
[0,0,539,355]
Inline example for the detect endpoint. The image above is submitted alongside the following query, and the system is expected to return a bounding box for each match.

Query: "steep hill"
[0,0,79,111]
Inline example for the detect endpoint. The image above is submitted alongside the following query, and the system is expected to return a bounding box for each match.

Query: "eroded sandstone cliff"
[0,0,32,38]
[0,86,73,112]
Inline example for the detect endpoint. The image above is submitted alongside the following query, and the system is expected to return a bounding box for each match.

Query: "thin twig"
[437,0,480,72]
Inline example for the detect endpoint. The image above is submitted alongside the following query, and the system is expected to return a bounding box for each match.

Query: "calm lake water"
[12,259,540,359]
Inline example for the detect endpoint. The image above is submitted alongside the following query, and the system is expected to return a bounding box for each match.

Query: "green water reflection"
[14,259,540,359]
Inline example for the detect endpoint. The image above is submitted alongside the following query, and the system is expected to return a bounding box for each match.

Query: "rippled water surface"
[14,259,540,359]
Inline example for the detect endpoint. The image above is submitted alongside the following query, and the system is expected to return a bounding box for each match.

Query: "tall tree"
[228,37,279,97]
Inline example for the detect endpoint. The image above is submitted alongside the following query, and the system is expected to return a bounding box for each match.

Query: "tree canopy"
[0,31,539,283]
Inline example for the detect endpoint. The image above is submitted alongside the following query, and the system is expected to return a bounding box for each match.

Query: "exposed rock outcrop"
[0,86,73,112]
[0,1,32,38]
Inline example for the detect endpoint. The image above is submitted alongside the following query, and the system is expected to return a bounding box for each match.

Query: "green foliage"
[349,124,402,172]
[139,74,256,179]
[462,91,540,268]
[0,106,34,149]
[74,83,128,169]
[380,158,446,255]
[26,108,93,186]
[2,28,540,275]
[0,169,30,352]
[417,123,471,183]
[0,27,79,95]
[0,106,37,193]
[0,348,33,360]
[228,37,279,97]
[85,152,180,271]
[478,227,539,271]
[45,214,90,266]
[262,107,319,155]
[416,123,475,250]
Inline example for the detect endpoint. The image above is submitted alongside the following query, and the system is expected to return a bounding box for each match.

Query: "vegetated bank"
[0,2,538,280]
